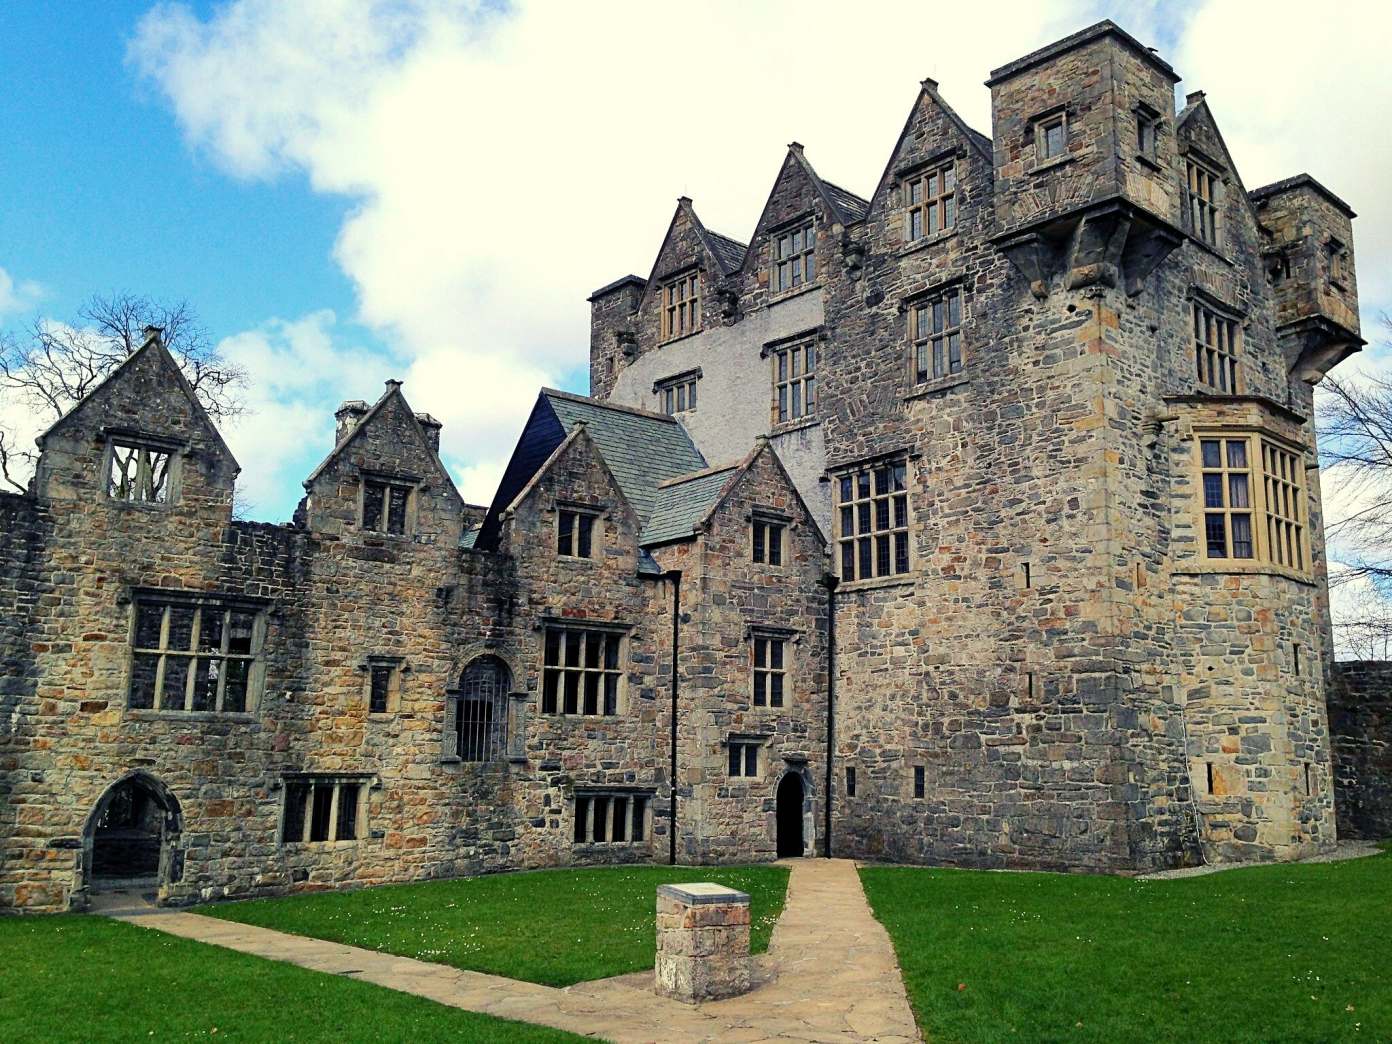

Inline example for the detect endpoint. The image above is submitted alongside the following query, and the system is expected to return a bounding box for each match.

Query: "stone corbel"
[716,283,741,323]
[998,230,1057,300]
[840,234,865,281]
[1280,316,1365,385]
[614,329,638,360]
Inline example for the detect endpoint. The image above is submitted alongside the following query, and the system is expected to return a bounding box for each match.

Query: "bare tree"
[0,293,246,493]
[1318,312,1392,656]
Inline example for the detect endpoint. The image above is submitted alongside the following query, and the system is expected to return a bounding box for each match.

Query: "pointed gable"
[34,333,239,503]
[643,198,746,293]
[865,79,993,224]
[302,380,465,541]
[1176,93,1258,218]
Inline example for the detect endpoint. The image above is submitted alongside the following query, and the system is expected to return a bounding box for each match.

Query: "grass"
[0,914,587,1043]
[206,864,790,987]
[860,847,1392,1043]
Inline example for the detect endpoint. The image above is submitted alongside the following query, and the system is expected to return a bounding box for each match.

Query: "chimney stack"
[334,400,369,441]
[415,413,442,453]
[141,325,165,350]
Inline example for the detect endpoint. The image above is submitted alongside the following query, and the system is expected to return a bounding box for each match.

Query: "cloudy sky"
[2,0,1388,525]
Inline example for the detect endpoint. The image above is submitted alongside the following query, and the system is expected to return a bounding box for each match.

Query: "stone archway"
[776,771,805,857]
[83,772,183,892]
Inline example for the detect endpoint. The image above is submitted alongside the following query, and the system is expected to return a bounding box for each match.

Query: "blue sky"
[2,0,1387,533]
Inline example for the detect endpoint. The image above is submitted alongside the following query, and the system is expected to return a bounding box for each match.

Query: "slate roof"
[637,549,663,576]
[542,390,707,524]
[640,465,739,546]
[461,528,479,549]
[822,180,871,223]
[705,230,748,274]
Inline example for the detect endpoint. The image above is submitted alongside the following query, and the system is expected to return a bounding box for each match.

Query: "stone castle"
[0,21,1373,912]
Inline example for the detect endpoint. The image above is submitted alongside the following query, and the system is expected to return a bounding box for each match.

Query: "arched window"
[446,656,510,762]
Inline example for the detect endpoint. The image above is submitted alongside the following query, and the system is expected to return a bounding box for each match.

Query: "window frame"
[909,286,964,385]
[365,656,404,715]
[1034,110,1068,163]
[572,789,652,846]
[1186,156,1222,247]
[751,630,791,709]
[770,219,817,294]
[902,160,957,242]
[770,337,816,425]
[280,774,369,845]
[834,456,912,584]
[359,473,416,537]
[556,505,601,559]
[126,591,268,715]
[1192,301,1241,394]
[1135,104,1160,164]
[1194,431,1309,574]
[752,513,787,567]
[541,623,627,717]
[655,370,699,415]
[659,271,701,342]
[726,737,763,779]
[103,434,181,506]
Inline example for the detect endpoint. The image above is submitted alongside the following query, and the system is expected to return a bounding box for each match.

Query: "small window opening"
[1037,113,1067,161]
[1022,561,1032,589]
[281,776,366,844]
[107,441,173,504]
[557,509,596,558]
[728,740,760,778]
[846,766,856,797]
[913,764,925,799]
[368,664,393,714]
[574,791,650,844]
[1205,761,1215,796]
[753,635,787,708]
[1293,643,1301,675]
[753,519,785,566]
[1026,671,1035,700]
[363,478,411,535]
[1303,762,1312,796]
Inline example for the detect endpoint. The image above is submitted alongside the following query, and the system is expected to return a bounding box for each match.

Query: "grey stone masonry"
[655,882,753,1003]
[1329,662,1392,840]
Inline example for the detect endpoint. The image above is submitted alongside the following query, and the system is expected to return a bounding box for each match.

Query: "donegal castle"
[0,22,1369,912]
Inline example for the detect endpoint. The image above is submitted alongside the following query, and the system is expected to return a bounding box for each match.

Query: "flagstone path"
[112,858,920,1043]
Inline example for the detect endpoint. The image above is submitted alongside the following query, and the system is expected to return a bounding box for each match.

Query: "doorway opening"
[776,771,804,857]
[85,773,182,891]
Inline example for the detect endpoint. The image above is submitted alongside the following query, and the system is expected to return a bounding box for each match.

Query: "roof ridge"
[541,387,680,423]
[656,462,741,489]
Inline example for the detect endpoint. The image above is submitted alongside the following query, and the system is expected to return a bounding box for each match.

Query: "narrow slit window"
[368,664,394,714]
[913,765,925,799]
[846,766,856,797]
[1037,114,1067,161]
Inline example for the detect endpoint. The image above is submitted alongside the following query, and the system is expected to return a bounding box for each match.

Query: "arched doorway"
[85,773,182,891]
[776,772,804,858]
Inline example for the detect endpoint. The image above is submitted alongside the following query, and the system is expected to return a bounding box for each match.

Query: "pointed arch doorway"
[776,771,804,857]
[84,772,183,892]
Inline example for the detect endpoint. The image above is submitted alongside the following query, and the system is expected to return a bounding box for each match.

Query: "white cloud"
[130,0,1100,504]
[0,266,42,319]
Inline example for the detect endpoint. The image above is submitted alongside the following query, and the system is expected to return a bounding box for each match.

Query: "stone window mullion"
[152,605,171,711]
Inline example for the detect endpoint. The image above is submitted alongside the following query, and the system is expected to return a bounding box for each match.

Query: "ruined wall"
[1329,662,1392,840]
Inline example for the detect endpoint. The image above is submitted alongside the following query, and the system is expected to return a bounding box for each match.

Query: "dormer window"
[362,476,412,535]
[903,161,955,241]
[1186,158,1221,247]
[1036,112,1067,162]
[771,221,816,292]
[660,272,700,341]
[106,438,175,505]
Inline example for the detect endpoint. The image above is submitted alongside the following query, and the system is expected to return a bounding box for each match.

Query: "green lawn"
[860,846,1392,1043]
[206,864,789,987]
[0,914,586,1043]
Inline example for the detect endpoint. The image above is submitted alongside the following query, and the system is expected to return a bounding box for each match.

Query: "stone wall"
[1329,661,1392,840]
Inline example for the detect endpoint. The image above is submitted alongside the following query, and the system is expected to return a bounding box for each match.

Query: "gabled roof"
[38,332,240,474]
[302,381,465,517]
[542,390,706,523]
[641,464,740,546]
[785,142,870,226]
[704,229,748,275]
[865,80,993,222]
[1175,93,1259,222]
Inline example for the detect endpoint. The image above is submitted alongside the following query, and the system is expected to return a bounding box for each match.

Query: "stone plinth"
[654,882,752,1003]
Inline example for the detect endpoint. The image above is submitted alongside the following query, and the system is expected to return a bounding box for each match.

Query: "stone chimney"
[141,325,164,350]
[415,413,442,453]
[335,400,369,441]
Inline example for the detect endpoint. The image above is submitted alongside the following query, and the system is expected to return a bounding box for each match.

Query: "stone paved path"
[112,858,920,1043]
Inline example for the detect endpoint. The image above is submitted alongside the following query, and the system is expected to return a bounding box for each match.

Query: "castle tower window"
[1327,238,1349,290]
[280,775,367,844]
[1261,440,1307,571]
[752,517,785,566]
[557,508,598,558]
[772,339,815,424]
[1200,438,1254,560]
[1186,158,1221,246]
[752,635,786,708]
[128,594,266,713]
[362,477,412,535]
[1036,113,1067,161]
[542,625,624,716]
[106,439,175,504]
[727,739,761,778]
[913,765,926,799]
[660,272,701,341]
[845,766,856,797]
[573,790,650,845]
[836,458,911,582]
[904,161,955,242]
[1193,303,1240,393]
[772,221,816,292]
[1135,106,1160,162]
[910,288,962,384]
[656,371,699,415]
